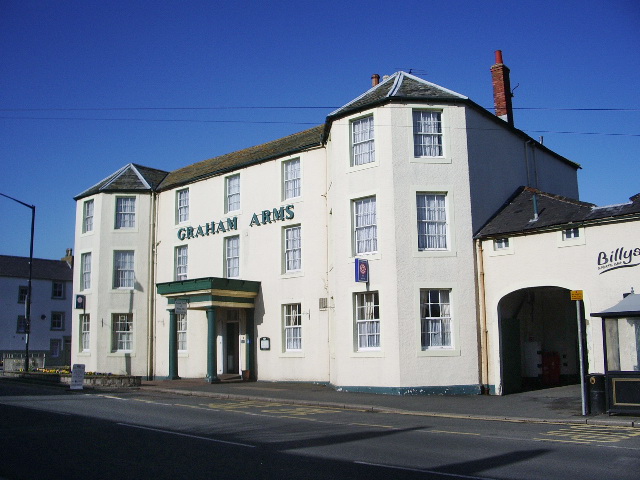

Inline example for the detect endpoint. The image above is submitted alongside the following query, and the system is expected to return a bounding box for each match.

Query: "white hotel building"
[71,55,596,394]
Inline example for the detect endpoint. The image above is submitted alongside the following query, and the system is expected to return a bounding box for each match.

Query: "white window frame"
[494,238,510,250]
[284,225,302,273]
[80,314,90,352]
[81,252,91,291]
[353,196,377,255]
[563,227,579,240]
[175,245,188,281]
[283,304,302,352]
[351,115,375,166]
[176,188,189,224]
[113,250,135,289]
[177,313,187,352]
[82,199,94,233]
[420,289,453,350]
[282,158,301,200]
[355,291,380,351]
[112,313,133,352]
[50,312,64,330]
[413,110,443,157]
[224,235,240,278]
[115,196,136,229]
[416,193,448,251]
[557,226,585,247]
[225,174,240,213]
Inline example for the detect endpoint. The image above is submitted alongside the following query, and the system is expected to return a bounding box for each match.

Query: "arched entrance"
[498,286,580,394]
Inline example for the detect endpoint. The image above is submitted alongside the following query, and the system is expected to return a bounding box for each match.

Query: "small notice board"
[70,364,86,390]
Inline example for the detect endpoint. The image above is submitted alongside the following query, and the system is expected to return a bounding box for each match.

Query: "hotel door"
[225,321,239,374]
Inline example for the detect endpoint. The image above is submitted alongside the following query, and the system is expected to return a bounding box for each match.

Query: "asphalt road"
[1,380,639,480]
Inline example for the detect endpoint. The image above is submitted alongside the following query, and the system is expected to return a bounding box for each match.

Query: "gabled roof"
[328,71,467,120]
[0,255,73,281]
[74,163,169,200]
[157,125,324,191]
[476,187,640,238]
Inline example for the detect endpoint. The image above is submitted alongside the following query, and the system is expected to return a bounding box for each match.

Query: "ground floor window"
[355,291,380,350]
[283,304,302,351]
[80,314,90,352]
[420,289,452,349]
[112,313,133,352]
[177,313,187,351]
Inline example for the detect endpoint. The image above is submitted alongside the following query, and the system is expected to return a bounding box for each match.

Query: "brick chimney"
[490,50,514,126]
[371,74,380,87]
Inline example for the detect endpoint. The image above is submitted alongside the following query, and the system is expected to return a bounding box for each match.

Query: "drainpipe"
[475,239,489,393]
[146,191,157,380]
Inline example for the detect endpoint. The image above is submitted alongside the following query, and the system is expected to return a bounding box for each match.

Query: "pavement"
[139,378,640,428]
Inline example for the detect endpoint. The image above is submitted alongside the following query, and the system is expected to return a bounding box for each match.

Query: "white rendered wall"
[153,147,329,380]
[72,192,153,375]
[326,103,481,391]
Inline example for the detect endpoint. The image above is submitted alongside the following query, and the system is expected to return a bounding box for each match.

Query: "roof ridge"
[328,73,398,116]
[524,186,594,208]
[395,71,468,99]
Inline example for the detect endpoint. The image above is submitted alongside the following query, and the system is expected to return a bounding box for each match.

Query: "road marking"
[117,423,255,448]
[538,425,640,444]
[430,429,482,436]
[355,461,496,479]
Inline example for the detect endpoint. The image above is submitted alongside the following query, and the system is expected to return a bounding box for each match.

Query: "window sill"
[348,161,379,172]
[413,250,456,258]
[281,270,304,279]
[351,350,384,358]
[418,348,460,357]
[279,352,305,358]
[410,156,450,164]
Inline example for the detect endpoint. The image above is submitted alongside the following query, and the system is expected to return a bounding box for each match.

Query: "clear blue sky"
[1,0,638,260]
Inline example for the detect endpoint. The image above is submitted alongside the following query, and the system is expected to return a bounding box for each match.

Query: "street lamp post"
[1,193,36,372]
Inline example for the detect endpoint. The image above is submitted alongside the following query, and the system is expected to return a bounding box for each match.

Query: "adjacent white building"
[476,188,640,394]
[72,54,589,393]
[1,252,74,369]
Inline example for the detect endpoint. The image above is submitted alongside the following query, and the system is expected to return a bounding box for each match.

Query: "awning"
[591,293,640,318]
[156,277,261,310]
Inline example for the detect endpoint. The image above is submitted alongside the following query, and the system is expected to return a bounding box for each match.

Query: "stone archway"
[498,286,580,394]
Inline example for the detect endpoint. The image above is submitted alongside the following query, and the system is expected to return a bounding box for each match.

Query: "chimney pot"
[371,74,380,87]
[495,50,503,64]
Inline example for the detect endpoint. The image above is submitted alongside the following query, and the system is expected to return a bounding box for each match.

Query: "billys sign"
[597,246,640,275]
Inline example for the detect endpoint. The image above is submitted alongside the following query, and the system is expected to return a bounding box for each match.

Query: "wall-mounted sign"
[570,290,583,301]
[177,205,295,241]
[597,246,640,275]
[75,294,86,309]
[355,258,369,283]
[174,299,188,315]
[260,337,271,351]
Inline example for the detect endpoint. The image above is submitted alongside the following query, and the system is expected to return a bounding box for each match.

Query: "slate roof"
[75,163,169,200]
[0,255,73,281]
[476,187,640,238]
[157,125,324,191]
[592,293,640,318]
[328,71,467,120]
